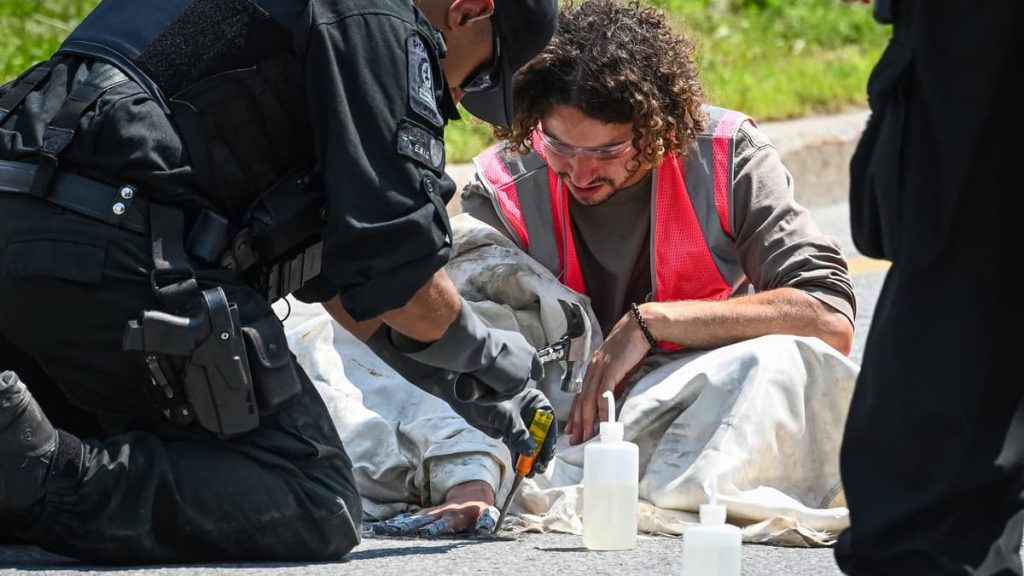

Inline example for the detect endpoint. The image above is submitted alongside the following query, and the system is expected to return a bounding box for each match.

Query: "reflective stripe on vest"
[475,106,752,307]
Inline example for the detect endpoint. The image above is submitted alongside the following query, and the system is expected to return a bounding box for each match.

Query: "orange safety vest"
[473,106,753,344]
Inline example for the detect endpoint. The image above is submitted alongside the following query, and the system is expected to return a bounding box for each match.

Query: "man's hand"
[365,481,499,537]
[565,308,650,445]
[418,480,497,535]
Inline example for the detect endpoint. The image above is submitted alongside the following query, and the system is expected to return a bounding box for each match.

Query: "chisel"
[494,409,555,534]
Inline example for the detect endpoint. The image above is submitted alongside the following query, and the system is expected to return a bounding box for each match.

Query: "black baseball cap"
[461,0,559,129]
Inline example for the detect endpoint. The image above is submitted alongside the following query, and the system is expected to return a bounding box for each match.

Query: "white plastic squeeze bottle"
[681,483,741,575]
[583,390,639,550]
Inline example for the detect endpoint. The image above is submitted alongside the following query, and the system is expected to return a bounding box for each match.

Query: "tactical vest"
[57,0,313,221]
[0,0,327,302]
[0,0,329,436]
[474,106,753,345]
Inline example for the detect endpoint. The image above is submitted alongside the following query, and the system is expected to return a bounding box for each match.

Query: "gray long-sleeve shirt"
[461,121,856,335]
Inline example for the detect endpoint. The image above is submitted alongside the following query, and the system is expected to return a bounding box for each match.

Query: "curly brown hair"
[495,0,708,166]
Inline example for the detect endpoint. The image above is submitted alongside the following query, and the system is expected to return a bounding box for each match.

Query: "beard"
[558,174,620,207]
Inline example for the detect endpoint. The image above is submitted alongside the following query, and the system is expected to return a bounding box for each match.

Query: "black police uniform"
[0,0,463,564]
[836,1,1024,574]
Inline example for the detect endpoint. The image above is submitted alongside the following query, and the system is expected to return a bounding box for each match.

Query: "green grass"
[658,0,889,119]
[1,0,889,162]
[0,0,92,79]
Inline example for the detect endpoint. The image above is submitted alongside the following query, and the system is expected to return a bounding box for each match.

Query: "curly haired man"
[464,0,856,440]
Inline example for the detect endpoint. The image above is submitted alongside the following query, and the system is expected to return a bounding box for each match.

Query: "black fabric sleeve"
[304,11,457,320]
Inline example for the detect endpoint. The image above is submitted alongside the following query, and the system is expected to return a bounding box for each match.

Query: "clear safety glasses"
[537,127,635,162]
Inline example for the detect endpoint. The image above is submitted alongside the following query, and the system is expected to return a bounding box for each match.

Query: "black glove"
[450,387,557,478]
[365,328,556,475]
[388,299,543,402]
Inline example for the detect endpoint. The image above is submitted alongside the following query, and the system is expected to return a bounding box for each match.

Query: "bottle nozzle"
[599,390,624,442]
[604,390,615,423]
[700,478,727,525]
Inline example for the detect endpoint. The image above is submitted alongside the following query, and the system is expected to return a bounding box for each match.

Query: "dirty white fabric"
[280,213,859,546]
[282,311,508,522]
[514,334,857,547]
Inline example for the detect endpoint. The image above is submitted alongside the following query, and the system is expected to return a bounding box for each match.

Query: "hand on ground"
[365,480,498,537]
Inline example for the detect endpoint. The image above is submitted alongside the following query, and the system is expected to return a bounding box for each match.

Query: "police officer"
[0,0,558,565]
[835,1,1024,574]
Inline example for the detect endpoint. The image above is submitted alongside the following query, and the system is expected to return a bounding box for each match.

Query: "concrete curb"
[445,108,869,215]
[757,109,869,208]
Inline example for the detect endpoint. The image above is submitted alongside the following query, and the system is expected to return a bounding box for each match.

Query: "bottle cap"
[699,503,727,525]
[599,391,624,442]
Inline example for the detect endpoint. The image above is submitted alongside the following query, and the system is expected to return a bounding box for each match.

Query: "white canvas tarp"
[279,214,859,546]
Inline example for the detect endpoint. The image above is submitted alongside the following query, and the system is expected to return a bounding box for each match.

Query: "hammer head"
[555,299,587,394]
[559,299,587,340]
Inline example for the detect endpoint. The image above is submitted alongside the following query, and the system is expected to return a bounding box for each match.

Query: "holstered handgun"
[124,286,259,437]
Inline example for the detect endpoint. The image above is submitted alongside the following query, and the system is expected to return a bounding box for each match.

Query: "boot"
[1,370,57,515]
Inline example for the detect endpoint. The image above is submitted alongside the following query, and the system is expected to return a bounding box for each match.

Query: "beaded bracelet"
[630,302,658,354]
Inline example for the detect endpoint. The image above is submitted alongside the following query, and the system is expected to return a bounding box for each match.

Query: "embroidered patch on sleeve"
[407,35,444,127]
[397,118,445,173]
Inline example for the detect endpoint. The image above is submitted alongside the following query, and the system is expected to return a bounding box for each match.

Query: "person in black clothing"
[835,1,1024,574]
[0,0,558,564]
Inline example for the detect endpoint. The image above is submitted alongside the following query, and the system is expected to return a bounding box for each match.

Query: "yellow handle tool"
[494,410,555,534]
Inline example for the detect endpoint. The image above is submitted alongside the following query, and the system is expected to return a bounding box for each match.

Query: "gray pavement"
[0,533,845,576]
[1,112,885,575]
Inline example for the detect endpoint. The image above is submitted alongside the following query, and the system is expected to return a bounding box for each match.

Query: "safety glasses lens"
[539,131,633,161]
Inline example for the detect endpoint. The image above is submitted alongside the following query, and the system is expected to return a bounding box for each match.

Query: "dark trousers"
[836,1,1024,574]
[0,194,362,564]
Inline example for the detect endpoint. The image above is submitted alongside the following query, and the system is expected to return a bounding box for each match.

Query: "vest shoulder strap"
[702,105,755,138]
[698,105,754,236]
[0,63,54,126]
[473,143,548,251]
[31,65,130,197]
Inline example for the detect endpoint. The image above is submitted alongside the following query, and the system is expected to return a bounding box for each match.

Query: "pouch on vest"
[184,163,326,303]
[241,314,301,414]
[200,164,327,303]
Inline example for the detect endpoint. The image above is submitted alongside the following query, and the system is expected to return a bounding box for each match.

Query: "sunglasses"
[461,21,501,93]
[537,127,636,162]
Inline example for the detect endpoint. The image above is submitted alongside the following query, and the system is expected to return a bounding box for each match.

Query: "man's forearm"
[640,287,854,354]
[443,480,496,507]
[322,297,381,341]
[323,269,462,343]
[379,269,462,342]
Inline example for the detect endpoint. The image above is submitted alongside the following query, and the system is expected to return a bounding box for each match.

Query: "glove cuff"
[389,297,493,361]
[391,299,541,398]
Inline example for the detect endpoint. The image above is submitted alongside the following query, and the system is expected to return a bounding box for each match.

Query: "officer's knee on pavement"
[291,478,364,561]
